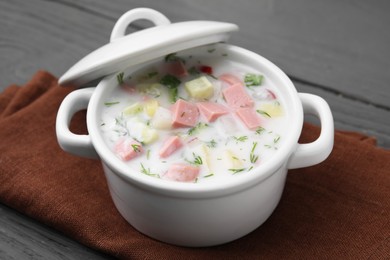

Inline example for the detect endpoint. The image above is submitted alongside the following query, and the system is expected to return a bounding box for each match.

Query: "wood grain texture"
[0,0,389,258]
[0,205,113,259]
[1,0,389,146]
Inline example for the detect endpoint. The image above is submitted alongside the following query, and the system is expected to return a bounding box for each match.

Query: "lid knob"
[110,8,171,42]
[59,8,238,87]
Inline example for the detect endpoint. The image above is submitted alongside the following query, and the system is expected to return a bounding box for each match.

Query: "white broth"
[100,49,287,183]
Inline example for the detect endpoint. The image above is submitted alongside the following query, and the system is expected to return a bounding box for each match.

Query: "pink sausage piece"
[219,73,242,86]
[159,136,183,158]
[196,102,230,122]
[114,139,143,161]
[222,83,254,109]
[164,163,200,182]
[166,60,188,78]
[236,107,262,130]
[171,99,199,127]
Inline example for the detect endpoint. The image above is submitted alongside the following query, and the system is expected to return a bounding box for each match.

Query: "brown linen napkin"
[0,71,389,259]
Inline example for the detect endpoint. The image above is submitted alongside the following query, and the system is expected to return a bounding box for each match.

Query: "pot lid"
[59,8,239,86]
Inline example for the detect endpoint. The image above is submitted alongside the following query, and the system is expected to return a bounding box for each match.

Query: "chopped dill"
[255,127,266,135]
[250,142,259,163]
[193,153,203,165]
[256,109,271,118]
[188,66,200,75]
[114,114,130,136]
[264,144,274,149]
[187,122,208,135]
[131,144,141,153]
[159,74,180,103]
[233,136,248,142]
[116,72,124,85]
[186,152,203,166]
[104,101,120,107]
[164,53,185,63]
[140,163,158,177]
[205,139,217,148]
[228,168,246,174]
[244,73,263,87]
[160,74,181,89]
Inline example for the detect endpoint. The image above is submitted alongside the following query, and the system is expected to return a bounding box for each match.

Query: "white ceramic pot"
[56,8,334,247]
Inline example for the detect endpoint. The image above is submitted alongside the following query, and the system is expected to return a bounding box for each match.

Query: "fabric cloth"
[0,71,389,259]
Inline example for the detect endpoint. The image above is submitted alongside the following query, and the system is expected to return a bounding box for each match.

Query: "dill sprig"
[228,168,246,174]
[104,101,120,107]
[250,142,259,164]
[205,139,217,148]
[131,144,141,153]
[244,73,263,87]
[140,163,158,177]
[159,74,181,103]
[256,109,271,118]
[116,72,124,85]
[185,152,203,166]
[255,127,266,135]
[188,66,200,75]
[187,122,208,135]
[233,136,248,142]
[164,53,185,63]
[114,113,130,136]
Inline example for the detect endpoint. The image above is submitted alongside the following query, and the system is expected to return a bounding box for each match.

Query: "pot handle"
[110,8,171,42]
[288,93,334,169]
[56,88,99,159]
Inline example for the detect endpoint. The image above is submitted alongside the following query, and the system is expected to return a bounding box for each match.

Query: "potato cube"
[200,144,211,170]
[224,150,243,169]
[137,83,162,98]
[141,127,159,144]
[184,76,214,99]
[258,102,283,117]
[150,107,172,129]
[123,102,143,115]
[144,99,159,117]
[129,120,159,144]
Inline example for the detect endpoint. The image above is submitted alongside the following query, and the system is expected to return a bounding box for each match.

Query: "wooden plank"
[295,81,390,148]
[1,0,388,147]
[0,205,112,259]
[0,0,111,85]
[53,0,390,108]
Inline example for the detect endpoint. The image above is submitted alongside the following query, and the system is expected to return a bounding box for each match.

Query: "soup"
[100,47,287,183]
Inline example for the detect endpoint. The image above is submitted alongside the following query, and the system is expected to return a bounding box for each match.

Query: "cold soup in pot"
[100,47,287,183]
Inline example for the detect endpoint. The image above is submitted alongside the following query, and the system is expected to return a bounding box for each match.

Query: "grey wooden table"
[1,0,389,258]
